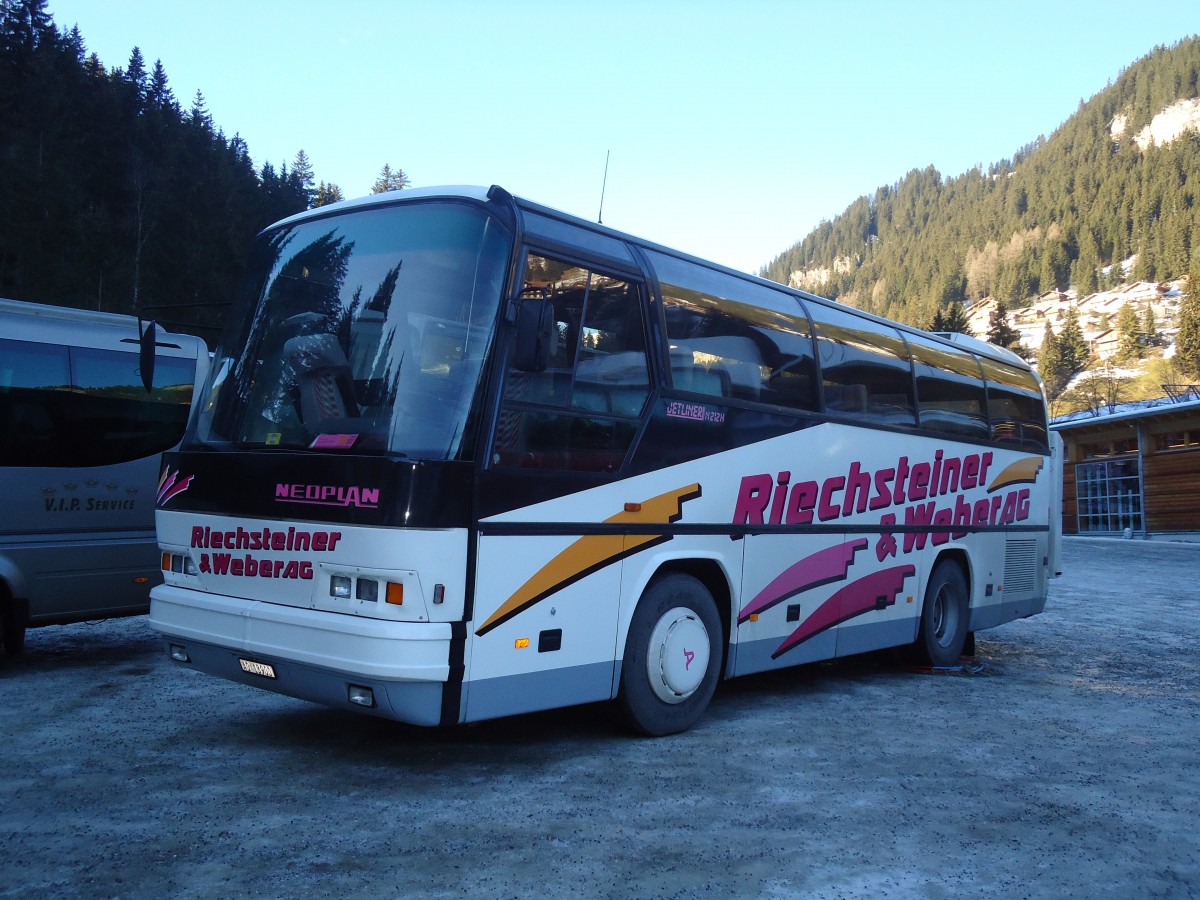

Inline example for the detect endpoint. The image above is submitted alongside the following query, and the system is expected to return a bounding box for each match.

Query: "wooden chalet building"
[1051,389,1200,539]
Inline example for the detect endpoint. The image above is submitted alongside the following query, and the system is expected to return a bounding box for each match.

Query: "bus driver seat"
[283,333,358,427]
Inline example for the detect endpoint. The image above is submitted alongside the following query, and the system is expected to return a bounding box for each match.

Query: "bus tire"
[913,560,968,668]
[617,573,721,736]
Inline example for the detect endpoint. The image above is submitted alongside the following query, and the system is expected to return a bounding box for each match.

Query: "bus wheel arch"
[912,552,970,668]
[616,568,725,736]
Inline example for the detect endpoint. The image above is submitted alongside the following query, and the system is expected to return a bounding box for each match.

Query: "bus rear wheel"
[913,560,968,668]
[617,573,721,736]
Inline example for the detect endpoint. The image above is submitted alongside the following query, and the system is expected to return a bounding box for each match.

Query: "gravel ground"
[2,536,1198,899]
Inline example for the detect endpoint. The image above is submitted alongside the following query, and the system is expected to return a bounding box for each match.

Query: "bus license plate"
[239,658,276,679]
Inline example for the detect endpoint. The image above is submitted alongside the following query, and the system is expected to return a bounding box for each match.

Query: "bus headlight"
[330,575,352,599]
[161,552,198,576]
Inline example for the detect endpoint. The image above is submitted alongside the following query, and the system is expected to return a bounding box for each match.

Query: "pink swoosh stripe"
[159,474,193,506]
[771,564,916,659]
[737,539,869,623]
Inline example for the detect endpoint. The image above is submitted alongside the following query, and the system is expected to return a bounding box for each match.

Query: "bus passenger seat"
[824,383,868,413]
[672,364,730,397]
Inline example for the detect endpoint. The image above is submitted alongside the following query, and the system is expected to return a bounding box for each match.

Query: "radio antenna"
[598,150,610,224]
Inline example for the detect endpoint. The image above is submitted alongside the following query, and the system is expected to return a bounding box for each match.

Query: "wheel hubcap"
[648,607,710,704]
[933,587,957,647]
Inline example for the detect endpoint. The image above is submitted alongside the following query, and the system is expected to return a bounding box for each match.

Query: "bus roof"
[0,297,207,359]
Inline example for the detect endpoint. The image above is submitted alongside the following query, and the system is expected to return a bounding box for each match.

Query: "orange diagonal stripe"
[987,456,1044,492]
[475,484,701,635]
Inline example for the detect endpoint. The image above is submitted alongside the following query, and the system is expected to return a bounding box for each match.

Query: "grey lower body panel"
[462,661,615,724]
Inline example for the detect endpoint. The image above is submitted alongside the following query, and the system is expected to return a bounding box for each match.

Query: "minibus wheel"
[913,560,968,667]
[0,590,26,656]
[617,573,720,736]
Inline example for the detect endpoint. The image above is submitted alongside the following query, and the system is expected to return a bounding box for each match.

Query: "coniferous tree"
[986,301,1023,354]
[146,59,175,112]
[187,88,211,130]
[1,0,55,54]
[1037,320,1070,398]
[122,45,147,112]
[932,299,971,334]
[1177,264,1200,379]
[1141,305,1158,348]
[1058,306,1090,374]
[313,181,344,207]
[372,163,410,194]
[1073,239,1101,296]
[1115,302,1142,360]
[291,149,316,208]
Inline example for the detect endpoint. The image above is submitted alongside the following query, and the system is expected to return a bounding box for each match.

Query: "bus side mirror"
[138,319,157,393]
[513,299,556,373]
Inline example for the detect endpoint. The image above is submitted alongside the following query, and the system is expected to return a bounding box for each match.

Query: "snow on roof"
[1052,392,1200,429]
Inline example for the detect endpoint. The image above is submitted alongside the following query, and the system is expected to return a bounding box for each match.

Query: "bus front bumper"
[149,585,453,725]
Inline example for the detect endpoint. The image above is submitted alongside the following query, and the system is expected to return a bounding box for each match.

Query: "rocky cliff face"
[1112,97,1200,150]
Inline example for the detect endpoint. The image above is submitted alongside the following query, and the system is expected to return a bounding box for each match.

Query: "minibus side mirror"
[513,299,556,373]
[138,319,157,392]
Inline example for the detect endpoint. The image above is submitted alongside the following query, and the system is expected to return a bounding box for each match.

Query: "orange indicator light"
[624,502,642,512]
[515,638,530,649]
[161,553,171,571]
[134,576,149,584]
[385,582,404,605]
[749,613,759,622]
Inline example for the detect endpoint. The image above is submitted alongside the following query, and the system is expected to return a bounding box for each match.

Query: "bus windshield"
[193,201,511,459]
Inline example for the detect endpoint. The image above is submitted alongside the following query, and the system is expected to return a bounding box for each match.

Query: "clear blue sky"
[45,1,1200,274]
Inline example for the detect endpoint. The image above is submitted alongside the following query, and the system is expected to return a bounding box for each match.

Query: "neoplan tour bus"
[0,298,208,654]
[150,186,1061,735]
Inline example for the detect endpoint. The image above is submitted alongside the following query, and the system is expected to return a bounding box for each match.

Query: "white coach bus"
[150,186,1061,735]
[0,299,208,653]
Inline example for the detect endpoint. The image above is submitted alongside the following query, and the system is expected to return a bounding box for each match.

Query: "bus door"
[468,252,654,722]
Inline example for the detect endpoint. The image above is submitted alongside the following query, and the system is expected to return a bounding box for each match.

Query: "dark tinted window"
[809,304,915,426]
[979,356,1048,451]
[908,333,989,439]
[0,338,195,467]
[494,253,648,472]
[520,212,636,268]
[648,251,818,412]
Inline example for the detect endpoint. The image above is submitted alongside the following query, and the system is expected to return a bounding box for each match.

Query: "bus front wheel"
[913,560,968,668]
[617,573,721,736]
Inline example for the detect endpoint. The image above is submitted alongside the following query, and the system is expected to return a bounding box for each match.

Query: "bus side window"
[808,306,915,426]
[646,250,818,413]
[0,338,193,467]
[493,254,649,472]
[979,357,1049,451]
[0,338,70,465]
[907,333,990,440]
